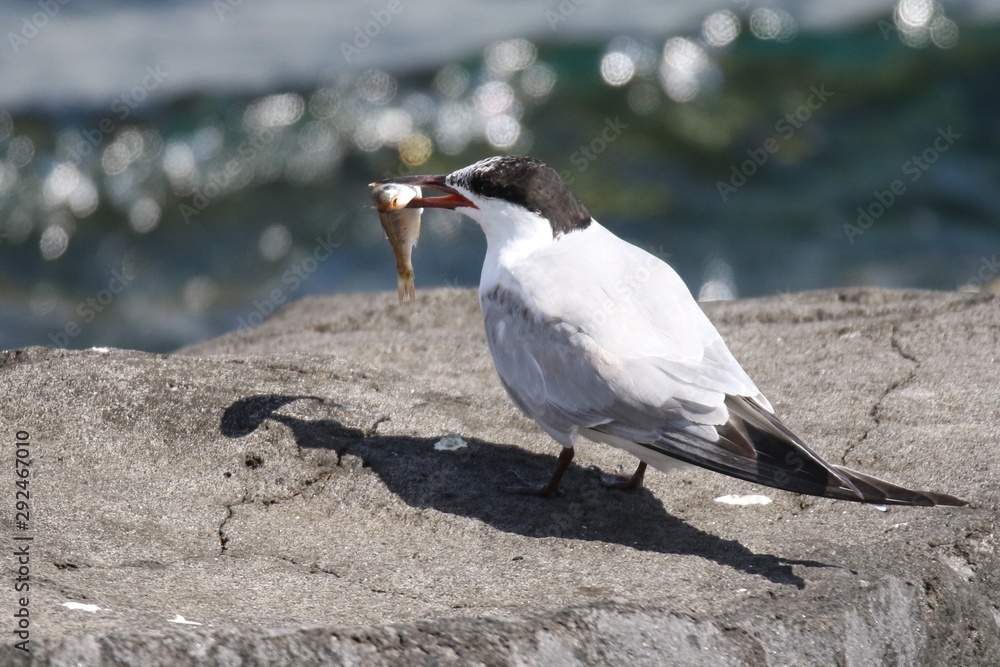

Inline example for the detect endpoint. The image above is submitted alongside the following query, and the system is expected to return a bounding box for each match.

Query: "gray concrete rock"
[1,287,998,666]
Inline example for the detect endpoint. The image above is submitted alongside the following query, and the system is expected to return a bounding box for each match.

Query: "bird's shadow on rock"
[222,394,840,589]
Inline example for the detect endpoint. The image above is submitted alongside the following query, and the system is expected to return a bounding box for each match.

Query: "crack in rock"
[218,491,248,556]
[276,555,342,578]
[365,415,390,437]
[218,505,233,555]
[841,324,919,465]
[217,409,389,556]
[279,465,341,504]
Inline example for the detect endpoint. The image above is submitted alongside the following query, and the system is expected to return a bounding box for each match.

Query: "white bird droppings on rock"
[168,615,203,625]
[434,434,468,451]
[62,601,102,612]
[714,494,772,506]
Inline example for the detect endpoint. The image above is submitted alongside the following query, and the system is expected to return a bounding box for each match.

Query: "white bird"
[374,155,966,507]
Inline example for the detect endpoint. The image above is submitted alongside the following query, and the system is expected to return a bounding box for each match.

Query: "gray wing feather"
[481,284,750,444]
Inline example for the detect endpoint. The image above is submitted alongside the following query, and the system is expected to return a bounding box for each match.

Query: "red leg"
[599,461,647,490]
[504,448,574,497]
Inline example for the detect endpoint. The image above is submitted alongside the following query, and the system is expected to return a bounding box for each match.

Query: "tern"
[374,155,966,507]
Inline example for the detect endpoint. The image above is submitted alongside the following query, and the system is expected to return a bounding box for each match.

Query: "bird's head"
[372,156,592,245]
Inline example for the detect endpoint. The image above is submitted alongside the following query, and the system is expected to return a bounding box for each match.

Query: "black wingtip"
[832,465,968,507]
[712,396,968,507]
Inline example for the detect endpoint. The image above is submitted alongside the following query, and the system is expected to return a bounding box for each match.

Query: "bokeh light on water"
[0,1,998,352]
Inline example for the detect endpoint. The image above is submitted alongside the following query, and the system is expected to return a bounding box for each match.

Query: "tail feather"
[625,395,967,507]
[830,465,967,507]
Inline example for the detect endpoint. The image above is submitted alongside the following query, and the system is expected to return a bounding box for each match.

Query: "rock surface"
[2,287,998,666]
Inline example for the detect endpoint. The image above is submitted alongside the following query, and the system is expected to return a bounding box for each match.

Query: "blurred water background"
[1,0,998,352]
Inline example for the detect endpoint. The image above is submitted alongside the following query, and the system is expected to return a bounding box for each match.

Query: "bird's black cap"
[449,156,592,237]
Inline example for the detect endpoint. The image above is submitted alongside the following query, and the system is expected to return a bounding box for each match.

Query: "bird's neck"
[472,205,556,290]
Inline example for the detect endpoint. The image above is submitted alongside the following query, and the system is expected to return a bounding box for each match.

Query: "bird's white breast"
[468,200,562,297]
